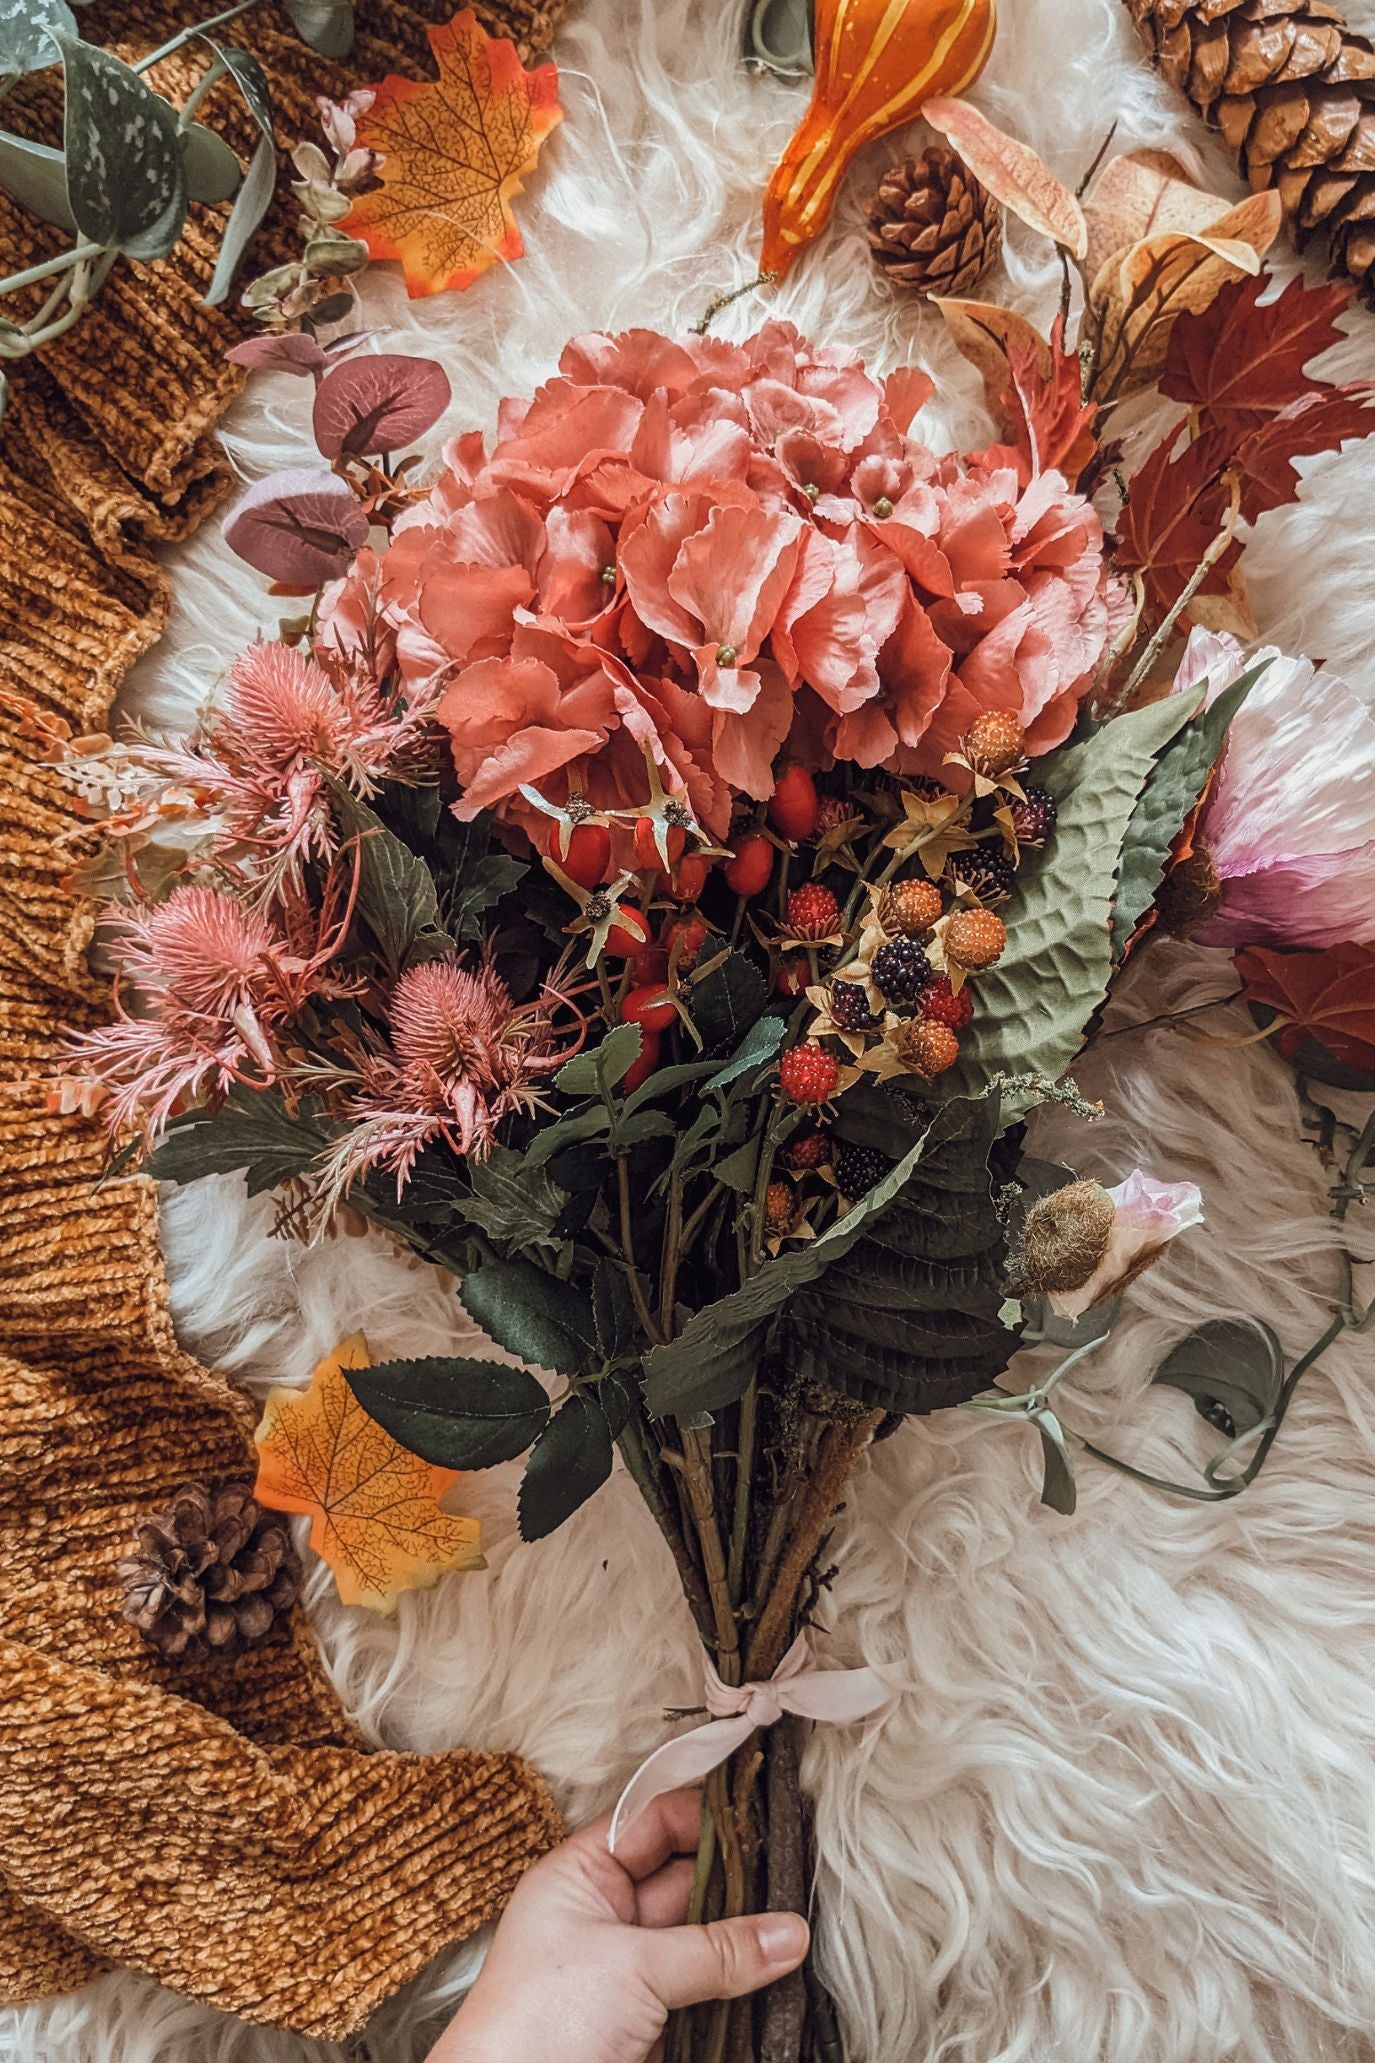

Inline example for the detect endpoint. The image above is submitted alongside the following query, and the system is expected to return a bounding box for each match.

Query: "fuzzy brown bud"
[1018,1180,1116,1296]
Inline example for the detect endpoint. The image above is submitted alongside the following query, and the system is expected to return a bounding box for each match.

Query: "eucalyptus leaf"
[203,46,275,309]
[280,0,355,58]
[0,0,76,79]
[0,132,75,232]
[946,694,1199,1117]
[1111,659,1271,958]
[57,32,187,259]
[459,1259,596,1377]
[1152,1317,1285,1438]
[1033,1408,1077,1514]
[327,779,453,976]
[518,1394,614,1541]
[180,120,242,205]
[344,1355,549,1468]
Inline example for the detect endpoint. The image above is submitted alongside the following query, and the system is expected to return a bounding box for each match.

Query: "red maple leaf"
[1115,423,1241,625]
[1235,942,1375,1074]
[1000,319,1098,486]
[1161,274,1358,425]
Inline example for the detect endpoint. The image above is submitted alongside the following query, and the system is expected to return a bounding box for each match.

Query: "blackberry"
[829,981,878,1032]
[834,1144,891,1200]
[871,936,932,1004]
[1009,784,1058,848]
[949,847,1016,904]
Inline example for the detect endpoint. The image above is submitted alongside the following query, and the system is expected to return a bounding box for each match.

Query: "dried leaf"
[1087,190,1281,401]
[254,1332,485,1612]
[341,7,562,298]
[1083,148,1241,287]
[923,97,1087,258]
[1235,943,1375,1074]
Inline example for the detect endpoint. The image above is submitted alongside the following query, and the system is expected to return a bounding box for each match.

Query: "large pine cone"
[118,1480,301,1661]
[1125,0,1375,301]
[866,146,1004,297]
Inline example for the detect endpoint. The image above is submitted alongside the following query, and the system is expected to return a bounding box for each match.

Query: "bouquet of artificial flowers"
[46,112,1375,2063]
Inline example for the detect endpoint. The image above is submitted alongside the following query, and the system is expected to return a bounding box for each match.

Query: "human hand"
[426,1788,810,2063]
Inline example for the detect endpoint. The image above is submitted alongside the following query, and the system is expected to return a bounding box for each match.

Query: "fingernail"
[756,1912,809,1964]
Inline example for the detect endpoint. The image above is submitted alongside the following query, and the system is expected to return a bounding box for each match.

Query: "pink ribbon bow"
[609,1633,892,1852]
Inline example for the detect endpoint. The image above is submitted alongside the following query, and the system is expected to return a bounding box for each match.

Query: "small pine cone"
[118,1480,300,1662]
[866,146,1004,298]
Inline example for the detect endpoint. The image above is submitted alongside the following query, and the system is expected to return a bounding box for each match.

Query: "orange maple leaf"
[342,9,562,298]
[253,1333,485,1612]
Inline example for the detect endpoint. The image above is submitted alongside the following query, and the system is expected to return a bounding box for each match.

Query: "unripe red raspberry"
[918,975,974,1031]
[781,1127,831,1170]
[945,907,1007,972]
[764,1180,795,1236]
[779,1042,839,1105]
[785,882,840,940]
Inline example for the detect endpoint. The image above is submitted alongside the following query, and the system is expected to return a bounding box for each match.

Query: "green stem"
[134,0,261,73]
[617,1156,665,1347]
[680,1425,739,1674]
[0,240,104,296]
[176,52,228,126]
[1101,473,1242,719]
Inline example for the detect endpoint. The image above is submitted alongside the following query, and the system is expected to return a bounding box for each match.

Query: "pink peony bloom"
[1050,1172,1205,1319]
[1169,630,1375,949]
[315,955,580,1203]
[341,323,1111,837]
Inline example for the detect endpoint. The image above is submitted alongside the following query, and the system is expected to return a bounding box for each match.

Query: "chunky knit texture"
[0,0,565,2037]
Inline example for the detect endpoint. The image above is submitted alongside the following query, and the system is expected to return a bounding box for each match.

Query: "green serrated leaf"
[0,0,75,79]
[592,1259,638,1364]
[461,1143,571,1260]
[597,1368,638,1438]
[703,1012,784,1092]
[1111,659,1270,958]
[713,1137,762,1194]
[523,1104,611,1168]
[280,0,355,57]
[57,32,187,259]
[343,1355,549,1468]
[1152,1317,1285,1437]
[452,851,526,941]
[0,131,75,231]
[180,119,242,205]
[645,1092,1007,1418]
[145,1091,328,1195]
[327,777,453,976]
[459,1259,596,1376]
[947,695,1199,1113]
[556,1023,642,1098]
[691,952,768,1051]
[1033,1408,1077,1514]
[518,1393,614,1540]
[203,46,275,309]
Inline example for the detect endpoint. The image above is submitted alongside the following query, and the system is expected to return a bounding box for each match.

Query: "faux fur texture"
[7,0,1375,2056]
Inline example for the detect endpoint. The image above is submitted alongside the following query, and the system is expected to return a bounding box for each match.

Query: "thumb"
[638,1910,810,2011]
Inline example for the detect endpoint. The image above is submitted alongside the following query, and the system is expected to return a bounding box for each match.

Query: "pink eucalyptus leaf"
[312,352,452,459]
[225,334,331,377]
[224,468,370,585]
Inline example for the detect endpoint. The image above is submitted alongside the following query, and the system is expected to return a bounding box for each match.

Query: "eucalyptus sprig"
[0,0,356,420]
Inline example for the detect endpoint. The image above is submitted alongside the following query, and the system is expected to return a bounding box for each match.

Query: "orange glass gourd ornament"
[760,0,998,278]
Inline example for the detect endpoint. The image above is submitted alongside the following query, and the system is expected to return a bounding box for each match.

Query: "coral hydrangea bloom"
[323,322,1112,833]
[1168,630,1375,949]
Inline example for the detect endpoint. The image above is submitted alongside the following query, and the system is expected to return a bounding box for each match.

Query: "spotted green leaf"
[56,32,186,259]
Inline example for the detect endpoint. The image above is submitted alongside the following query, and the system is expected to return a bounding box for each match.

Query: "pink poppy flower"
[1169,629,1375,949]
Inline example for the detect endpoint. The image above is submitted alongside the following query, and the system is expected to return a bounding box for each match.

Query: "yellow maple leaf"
[253,1332,485,1613]
[342,8,563,298]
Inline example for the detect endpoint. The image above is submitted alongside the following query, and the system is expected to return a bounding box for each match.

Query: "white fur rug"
[7,1,1375,2057]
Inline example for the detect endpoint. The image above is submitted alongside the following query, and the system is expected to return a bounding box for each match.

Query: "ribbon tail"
[608,1714,754,1853]
[780,1665,894,1726]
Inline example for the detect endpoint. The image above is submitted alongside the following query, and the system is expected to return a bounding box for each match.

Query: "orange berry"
[945,907,1007,972]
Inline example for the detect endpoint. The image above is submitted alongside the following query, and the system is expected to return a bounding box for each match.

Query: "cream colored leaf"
[1081,147,1239,284]
[924,96,1088,258]
[934,297,1053,430]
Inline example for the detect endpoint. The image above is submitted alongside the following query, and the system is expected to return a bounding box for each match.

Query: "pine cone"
[1125,0,1375,302]
[866,146,1004,297]
[118,1480,301,1661]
